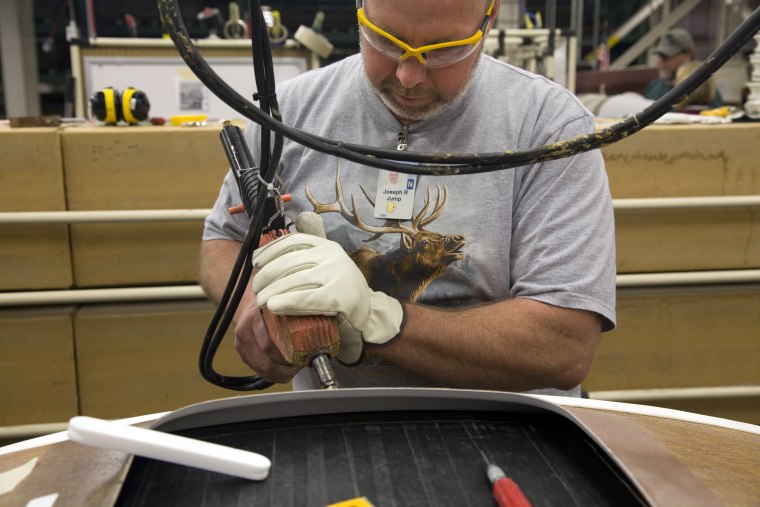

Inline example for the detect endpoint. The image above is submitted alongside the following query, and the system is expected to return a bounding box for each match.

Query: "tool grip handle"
[261,310,339,366]
[257,230,340,367]
[493,477,532,507]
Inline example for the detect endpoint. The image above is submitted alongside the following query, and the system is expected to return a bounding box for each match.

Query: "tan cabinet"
[74,300,290,419]
[0,126,72,290]
[61,125,231,287]
[0,306,78,425]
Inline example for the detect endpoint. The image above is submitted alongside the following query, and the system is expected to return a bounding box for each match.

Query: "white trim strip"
[87,37,255,49]
[0,286,205,306]
[613,195,760,210]
[0,423,68,440]
[0,413,168,456]
[2,195,758,226]
[2,269,759,307]
[588,385,760,402]
[616,269,760,287]
[0,209,211,224]
[534,395,760,435]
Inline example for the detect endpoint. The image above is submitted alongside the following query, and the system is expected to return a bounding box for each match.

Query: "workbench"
[0,389,758,507]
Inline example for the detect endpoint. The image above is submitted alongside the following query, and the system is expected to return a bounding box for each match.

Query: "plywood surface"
[61,124,230,287]
[602,122,760,198]
[74,300,290,419]
[587,284,760,390]
[0,126,72,290]
[615,207,760,272]
[0,306,79,425]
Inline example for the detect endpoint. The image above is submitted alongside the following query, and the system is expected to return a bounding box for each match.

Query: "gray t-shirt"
[204,54,616,396]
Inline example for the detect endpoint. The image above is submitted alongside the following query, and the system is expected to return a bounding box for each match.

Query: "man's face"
[656,51,692,82]
[360,0,494,124]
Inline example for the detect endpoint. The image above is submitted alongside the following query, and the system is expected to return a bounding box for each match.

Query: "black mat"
[116,410,647,506]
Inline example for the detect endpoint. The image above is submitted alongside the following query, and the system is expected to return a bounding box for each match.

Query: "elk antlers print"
[305,166,466,302]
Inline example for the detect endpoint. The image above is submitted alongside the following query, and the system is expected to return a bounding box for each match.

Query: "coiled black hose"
[159,0,759,174]
[195,2,282,390]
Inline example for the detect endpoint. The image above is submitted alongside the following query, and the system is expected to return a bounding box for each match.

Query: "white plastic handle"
[67,416,271,480]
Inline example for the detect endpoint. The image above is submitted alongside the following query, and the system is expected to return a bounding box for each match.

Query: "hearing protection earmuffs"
[90,86,151,125]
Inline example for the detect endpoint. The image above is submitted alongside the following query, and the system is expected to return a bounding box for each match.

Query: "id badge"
[373,170,417,220]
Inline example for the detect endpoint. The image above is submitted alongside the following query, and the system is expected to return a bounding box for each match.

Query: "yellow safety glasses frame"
[357,0,496,68]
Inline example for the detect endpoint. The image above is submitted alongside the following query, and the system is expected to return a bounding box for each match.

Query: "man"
[201,0,616,396]
[643,27,722,108]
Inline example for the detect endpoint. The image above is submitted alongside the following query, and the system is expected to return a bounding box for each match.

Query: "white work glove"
[252,213,405,365]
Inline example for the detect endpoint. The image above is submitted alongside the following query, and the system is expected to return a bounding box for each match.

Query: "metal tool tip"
[486,463,506,484]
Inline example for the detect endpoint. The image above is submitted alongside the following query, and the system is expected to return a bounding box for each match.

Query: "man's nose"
[396,57,427,88]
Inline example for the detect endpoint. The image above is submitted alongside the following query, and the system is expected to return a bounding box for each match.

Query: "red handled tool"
[487,463,532,507]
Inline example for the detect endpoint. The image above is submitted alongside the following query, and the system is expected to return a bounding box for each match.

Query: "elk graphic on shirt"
[305,167,466,303]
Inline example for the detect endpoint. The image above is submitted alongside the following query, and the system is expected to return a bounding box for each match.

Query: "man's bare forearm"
[199,239,253,321]
[372,298,602,392]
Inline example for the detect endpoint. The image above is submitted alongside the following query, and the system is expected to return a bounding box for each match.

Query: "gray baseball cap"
[654,28,695,58]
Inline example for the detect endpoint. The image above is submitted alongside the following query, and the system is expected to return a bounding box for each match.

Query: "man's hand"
[251,233,405,364]
[233,298,303,383]
[199,239,298,383]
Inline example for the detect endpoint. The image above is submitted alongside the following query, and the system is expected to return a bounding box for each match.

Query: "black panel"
[117,411,647,507]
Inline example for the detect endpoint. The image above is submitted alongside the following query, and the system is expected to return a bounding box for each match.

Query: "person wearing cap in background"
[643,27,722,109]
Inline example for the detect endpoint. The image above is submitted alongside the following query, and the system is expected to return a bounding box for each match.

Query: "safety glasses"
[356,0,495,68]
